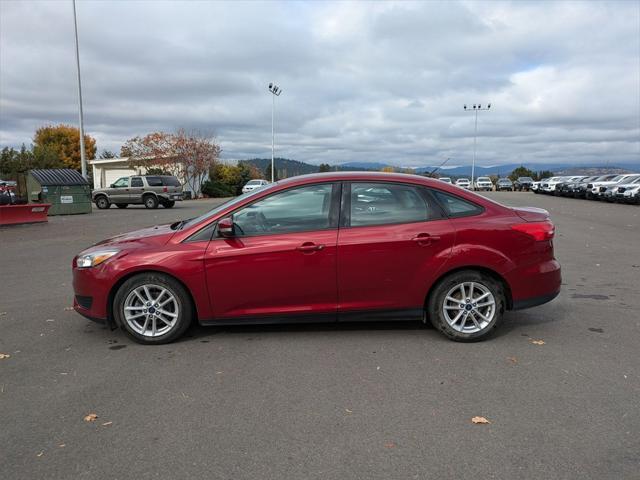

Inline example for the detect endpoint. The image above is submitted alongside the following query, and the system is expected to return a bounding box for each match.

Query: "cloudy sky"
[1,0,639,167]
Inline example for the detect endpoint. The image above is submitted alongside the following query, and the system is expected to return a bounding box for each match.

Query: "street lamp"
[268,83,282,182]
[72,0,87,179]
[463,103,491,189]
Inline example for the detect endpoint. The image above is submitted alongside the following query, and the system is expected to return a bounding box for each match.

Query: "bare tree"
[121,130,221,197]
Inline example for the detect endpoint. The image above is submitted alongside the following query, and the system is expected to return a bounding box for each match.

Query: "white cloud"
[0,0,638,167]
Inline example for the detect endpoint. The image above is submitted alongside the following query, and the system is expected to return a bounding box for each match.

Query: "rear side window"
[432,190,483,218]
[146,176,163,186]
[131,177,143,187]
[162,176,181,187]
[349,182,437,227]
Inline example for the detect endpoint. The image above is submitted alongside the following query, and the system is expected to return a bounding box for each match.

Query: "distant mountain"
[239,158,639,180]
[339,161,393,170]
[240,158,319,177]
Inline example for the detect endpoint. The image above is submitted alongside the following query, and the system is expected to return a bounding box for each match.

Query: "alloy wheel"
[123,284,179,337]
[442,282,496,334]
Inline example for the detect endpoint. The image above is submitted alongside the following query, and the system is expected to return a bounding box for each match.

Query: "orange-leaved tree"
[33,124,96,170]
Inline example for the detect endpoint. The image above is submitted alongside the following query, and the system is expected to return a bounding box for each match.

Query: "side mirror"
[110,184,115,188]
[218,216,235,237]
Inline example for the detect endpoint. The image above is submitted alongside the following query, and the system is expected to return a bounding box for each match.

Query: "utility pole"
[463,103,491,189]
[73,0,87,179]
[268,83,282,182]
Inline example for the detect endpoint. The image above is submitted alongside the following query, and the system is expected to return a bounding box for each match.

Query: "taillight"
[511,221,555,241]
[163,186,168,192]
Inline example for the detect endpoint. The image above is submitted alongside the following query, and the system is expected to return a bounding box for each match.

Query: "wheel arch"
[425,265,514,313]
[107,269,198,327]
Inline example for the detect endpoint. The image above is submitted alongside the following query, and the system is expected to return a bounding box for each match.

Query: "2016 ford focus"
[72,172,561,344]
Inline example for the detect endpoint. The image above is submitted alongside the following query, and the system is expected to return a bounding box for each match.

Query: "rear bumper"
[505,258,561,310]
[512,291,560,310]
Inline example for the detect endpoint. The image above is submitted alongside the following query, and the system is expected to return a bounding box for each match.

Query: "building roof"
[29,169,89,186]
[89,157,130,165]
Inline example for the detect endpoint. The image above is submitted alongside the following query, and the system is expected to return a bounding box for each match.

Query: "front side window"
[432,190,483,218]
[112,177,128,188]
[232,183,335,236]
[131,177,143,187]
[349,182,435,227]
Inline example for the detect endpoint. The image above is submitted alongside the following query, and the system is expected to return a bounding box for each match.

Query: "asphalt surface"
[1,193,639,479]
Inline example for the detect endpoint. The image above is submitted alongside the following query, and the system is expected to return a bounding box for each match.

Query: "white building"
[89,157,204,196]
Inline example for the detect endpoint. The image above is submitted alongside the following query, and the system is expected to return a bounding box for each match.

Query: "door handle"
[297,242,325,253]
[412,233,440,246]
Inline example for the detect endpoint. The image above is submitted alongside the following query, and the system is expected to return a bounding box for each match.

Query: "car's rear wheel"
[115,203,128,209]
[95,196,110,209]
[114,273,193,344]
[427,270,505,342]
[143,195,159,209]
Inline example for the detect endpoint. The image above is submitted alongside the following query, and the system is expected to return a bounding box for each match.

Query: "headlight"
[76,249,119,268]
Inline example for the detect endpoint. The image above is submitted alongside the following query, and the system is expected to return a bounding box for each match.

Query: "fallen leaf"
[37,451,44,457]
[471,416,491,424]
[64,307,74,311]
[58,444,66,448]
[0,353,10,360]
[83,413,98,422]
[345,408,353,414]
[384,442,396,448]
[101,421,113,427]
[46,319,55,322]
[531,339,545,345]
[376,366,381,370]
[507,356,517,364]
[0,312,6,316]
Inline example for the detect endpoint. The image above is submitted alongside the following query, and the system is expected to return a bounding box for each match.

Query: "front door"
[337,182,455,316]
[204,182,340,320]
[108,177,130,203]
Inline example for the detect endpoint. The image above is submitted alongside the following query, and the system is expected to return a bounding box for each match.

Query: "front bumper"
[72,262,115,324]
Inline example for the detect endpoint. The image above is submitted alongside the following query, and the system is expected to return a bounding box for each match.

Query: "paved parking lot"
[1,193,639,479]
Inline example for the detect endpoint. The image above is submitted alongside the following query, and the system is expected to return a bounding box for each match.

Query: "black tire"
[163,200,175,208]
[95,196,110,209]
[143,195,159,209]
[113,273,193,345]
[427,270,505,342]
[116,203,128,209]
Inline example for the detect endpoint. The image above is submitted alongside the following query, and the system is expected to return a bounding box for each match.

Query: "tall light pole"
[268,83,282,182]
[463,103,491,189]
[72,0,87,179]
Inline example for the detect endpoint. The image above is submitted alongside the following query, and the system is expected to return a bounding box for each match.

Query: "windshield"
[246,180,261,185]
[178,187,270,229]
[477,177,491,182]
[518,177,533,181]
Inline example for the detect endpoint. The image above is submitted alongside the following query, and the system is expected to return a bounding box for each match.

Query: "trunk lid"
[512,207,549,222]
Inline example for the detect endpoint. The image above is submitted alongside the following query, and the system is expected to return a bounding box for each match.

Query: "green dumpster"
[27,169,92,216]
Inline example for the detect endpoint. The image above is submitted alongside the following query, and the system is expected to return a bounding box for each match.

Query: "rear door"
[128,176,144,203]
[336,182,455,317]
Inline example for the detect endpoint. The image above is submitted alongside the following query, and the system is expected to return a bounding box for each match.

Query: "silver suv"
[93,175,183,209]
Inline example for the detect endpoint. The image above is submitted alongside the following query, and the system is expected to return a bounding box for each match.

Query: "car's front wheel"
[427,270,505,342]
[113,273,193,344]
[95,196,110,209]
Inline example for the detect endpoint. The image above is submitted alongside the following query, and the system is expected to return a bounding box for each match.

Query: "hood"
[93,224,175,249]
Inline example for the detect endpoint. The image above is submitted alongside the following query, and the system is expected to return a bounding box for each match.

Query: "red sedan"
[72,172,560,344]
